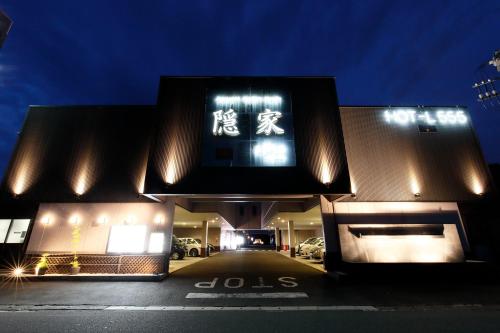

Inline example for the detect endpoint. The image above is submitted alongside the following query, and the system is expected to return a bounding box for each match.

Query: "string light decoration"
[473,50,499,109]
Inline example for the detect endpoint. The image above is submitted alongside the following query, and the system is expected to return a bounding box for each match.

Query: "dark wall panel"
[340,106,492,201]
[0,106,154,203]
[144,77,350,195]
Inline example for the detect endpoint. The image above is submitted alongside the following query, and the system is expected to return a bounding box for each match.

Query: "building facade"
[0,77,493,276]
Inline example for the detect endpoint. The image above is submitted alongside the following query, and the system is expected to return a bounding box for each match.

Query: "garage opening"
[168,198,327,275]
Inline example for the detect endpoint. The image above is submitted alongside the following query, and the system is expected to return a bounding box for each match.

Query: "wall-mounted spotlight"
[69,216,80,226]
[41,216,51,226]
[124,215,136,225]
[414,192,421,198]
[97,216,108,225]
[154,215,164,225]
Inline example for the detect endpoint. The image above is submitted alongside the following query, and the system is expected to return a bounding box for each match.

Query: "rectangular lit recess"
[339,224,464,263]
[148,232,165,253]
[0,219,11,243]
[107,225,147,253]
[6,219,30,243]
[348,224,444,238]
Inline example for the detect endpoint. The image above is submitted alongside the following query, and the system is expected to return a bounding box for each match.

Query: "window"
[0,219,11,243]
[6,219,30,244]
[107,225,147,253]
[148,233,165,253]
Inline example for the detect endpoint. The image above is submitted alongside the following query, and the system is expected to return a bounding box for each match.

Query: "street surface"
[1,251,500,332]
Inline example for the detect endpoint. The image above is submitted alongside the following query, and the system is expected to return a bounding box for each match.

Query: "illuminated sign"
[203,91,296,167]
[212,109,240,136]
[383,109,468,126]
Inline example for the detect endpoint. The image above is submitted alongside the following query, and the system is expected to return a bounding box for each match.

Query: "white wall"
[27,202,174,255]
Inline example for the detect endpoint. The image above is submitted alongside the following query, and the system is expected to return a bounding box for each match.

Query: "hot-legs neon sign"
[383,109,468,126]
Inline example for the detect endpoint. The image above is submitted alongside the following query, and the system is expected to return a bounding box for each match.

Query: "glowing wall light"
[69,215,80,226]
[8,128,46,196]
[124,215,136,225]
[470,173,484,195]
[154,214,165,225]
[12,164,28,196]
[69,138,98,196]
[165,158,177,185]
[320,153,332,185]
[408,167,421,198]
[350,178,357,196]
[41,216,51,226]
[97,216,108,225]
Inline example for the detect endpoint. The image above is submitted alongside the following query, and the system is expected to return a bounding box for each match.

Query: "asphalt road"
[1,308,500,333]
[1,251,500,332]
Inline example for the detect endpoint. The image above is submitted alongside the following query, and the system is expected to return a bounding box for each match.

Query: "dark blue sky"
[1,1,499,174]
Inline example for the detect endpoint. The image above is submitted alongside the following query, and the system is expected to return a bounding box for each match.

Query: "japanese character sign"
[212,109,240,136]
[256,109,285,135]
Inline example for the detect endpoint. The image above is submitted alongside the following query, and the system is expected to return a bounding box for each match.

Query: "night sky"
[1,1,499,175]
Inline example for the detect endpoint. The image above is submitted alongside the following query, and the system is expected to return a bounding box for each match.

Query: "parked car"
[300,237,324,257]
[297,237,320,255]
[309,240,325,260]
[253,238,264,245]
[170,235,186,260]
[178,237,201,257]
[195,239,216,253]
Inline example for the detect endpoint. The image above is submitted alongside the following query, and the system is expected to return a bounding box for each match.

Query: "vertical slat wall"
[340,106,491,201]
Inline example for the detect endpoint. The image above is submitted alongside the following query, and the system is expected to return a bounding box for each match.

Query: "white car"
[297,237,320,255]
[300,237,324,257]
[308,240,325,260]
[178,237,201,257]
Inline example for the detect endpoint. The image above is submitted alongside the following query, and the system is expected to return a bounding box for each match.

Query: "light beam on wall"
[8,127,46,196]
[69,139,98,196]
[470,172,484,195]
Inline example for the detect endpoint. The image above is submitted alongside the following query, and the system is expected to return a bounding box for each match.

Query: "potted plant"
[70,256,80,275]
[35,254,49,276]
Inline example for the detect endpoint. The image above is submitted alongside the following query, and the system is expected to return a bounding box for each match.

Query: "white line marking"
[185,292,308,299]
[105,305,378,311]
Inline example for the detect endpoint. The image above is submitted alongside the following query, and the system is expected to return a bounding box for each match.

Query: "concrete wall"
[172,227,220,247]
[27,202,174,255]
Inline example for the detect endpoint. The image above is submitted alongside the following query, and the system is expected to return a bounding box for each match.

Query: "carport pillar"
[201,220,209,257]
[163,198,176,275]
[288,220,296,257]
[320,195,341,272]
[275,227,281,252]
